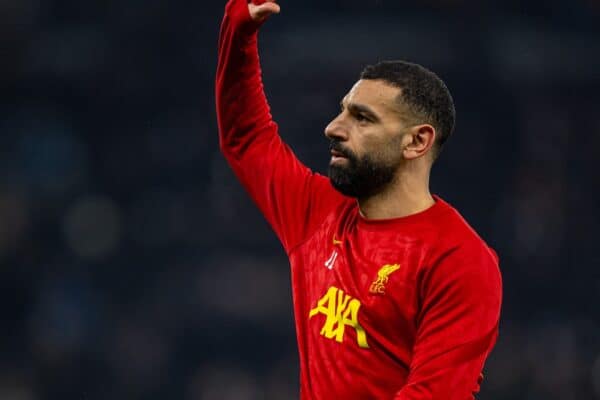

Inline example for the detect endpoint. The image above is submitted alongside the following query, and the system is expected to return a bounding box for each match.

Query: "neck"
[358,164,434,220]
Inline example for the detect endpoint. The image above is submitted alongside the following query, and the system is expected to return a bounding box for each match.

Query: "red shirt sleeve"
[394,242,502,399]
[215,0,344,252]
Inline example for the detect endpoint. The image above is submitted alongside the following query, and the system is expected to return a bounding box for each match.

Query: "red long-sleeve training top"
[215,1,502,398]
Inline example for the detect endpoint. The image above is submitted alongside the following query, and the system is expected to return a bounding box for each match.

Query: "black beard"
[328,140,397,199]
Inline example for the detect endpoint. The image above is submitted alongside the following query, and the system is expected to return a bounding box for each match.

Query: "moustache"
[329,140,354,159]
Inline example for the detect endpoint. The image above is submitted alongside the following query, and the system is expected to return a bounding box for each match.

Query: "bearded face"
[328,138,402,199]
[325,80,415,198]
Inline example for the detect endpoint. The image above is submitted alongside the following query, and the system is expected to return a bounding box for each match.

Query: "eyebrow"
[340,101,381,122]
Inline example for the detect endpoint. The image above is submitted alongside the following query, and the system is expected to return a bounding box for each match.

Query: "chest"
[290,219,430,347]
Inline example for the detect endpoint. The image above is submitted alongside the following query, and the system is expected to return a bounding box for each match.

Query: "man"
[215,0,502,398]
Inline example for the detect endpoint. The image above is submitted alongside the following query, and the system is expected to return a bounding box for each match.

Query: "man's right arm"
[215,0,344,252]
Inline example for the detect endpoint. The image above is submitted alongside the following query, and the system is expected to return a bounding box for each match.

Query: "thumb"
[248,1,281,21]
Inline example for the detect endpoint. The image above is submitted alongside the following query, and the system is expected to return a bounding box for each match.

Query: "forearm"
[393,330,496,399]
[216,0,274,160]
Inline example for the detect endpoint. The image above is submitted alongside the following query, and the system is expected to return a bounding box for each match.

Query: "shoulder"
[429,196,499,266]
[418,197,501,295]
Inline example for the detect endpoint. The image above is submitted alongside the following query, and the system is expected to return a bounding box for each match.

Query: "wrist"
[225,0,266,36]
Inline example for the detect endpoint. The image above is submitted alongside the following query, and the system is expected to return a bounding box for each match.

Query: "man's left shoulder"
[431,197,499,265]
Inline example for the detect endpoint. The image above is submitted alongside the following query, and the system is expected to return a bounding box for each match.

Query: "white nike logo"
[324,249,339,270]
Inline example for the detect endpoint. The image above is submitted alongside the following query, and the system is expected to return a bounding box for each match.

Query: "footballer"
[215,0,502,398]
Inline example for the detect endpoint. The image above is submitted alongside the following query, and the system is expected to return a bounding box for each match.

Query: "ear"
[402,124,436,160]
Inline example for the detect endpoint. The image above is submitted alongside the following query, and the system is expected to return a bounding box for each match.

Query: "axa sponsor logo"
[309,286,369,349]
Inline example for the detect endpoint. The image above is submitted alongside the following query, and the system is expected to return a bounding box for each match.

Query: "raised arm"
[216,0,344,252]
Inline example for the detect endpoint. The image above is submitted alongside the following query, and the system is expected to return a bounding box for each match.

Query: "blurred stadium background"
[1,0,599,399]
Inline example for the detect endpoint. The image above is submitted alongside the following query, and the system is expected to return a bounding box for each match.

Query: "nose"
[324,115,348,141]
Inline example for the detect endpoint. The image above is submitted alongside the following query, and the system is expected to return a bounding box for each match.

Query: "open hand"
[248,0,280,21]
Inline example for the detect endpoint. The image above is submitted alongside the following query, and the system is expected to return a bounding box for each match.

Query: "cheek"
[383,132,407,159]
[360,132,403,163]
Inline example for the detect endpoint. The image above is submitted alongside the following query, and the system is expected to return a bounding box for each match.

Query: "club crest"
[369,264,401,295]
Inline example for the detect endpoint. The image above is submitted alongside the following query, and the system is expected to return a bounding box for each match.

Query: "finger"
[248,2,281,21]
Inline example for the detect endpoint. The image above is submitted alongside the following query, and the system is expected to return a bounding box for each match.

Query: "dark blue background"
[0,0,598,398]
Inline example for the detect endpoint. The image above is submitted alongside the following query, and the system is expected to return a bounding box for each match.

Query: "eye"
[355,113,370,123]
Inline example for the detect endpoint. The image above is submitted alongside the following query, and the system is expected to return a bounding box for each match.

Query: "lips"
[330,149,346,158]
[329,146,350,165]
[329,142,351,159]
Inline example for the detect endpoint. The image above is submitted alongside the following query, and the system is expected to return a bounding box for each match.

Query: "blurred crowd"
[0,0,599,399]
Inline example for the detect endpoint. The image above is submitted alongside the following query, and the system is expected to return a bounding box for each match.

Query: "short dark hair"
[360,60,455,158]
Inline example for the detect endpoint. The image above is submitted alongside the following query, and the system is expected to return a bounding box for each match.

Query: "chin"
[328,167,359,197]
